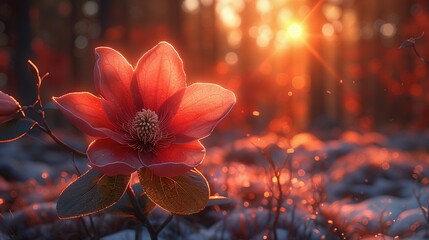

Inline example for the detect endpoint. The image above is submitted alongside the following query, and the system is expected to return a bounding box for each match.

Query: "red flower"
[0,91,20,116]
[53,42,235,177]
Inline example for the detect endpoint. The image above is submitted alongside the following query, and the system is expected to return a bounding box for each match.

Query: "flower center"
[130,109,160,151]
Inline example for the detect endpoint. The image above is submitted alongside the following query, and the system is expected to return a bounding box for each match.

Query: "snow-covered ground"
[1,130,429,239]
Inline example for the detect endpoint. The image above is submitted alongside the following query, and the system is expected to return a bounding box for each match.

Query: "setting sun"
[2,1,429,239]
[287,23,304,39]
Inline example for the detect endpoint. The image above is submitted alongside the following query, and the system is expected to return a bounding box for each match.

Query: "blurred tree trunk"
[11,0,35,104]
[309,0,327,127]
[358,0,381,130]
[341,6,361,128]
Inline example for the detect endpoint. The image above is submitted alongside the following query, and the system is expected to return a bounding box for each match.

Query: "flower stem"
[126,184,158,240]
[35,124,87,158]
[156,214,173,234]
[79,217,94,239]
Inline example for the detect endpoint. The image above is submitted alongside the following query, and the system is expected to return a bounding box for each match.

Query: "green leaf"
[0,118,36,142]
[138,168,209,215]
[57,168,131,219]
[206,196,232,207]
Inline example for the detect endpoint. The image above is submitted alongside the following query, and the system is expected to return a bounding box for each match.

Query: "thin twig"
[412,44,429,64]
[126,184,158,240]
[156,214,173,234]
[79,217,94,239]
[26,61,87,158]
[88,215,98,239]
[401,33,429,65]
[35,124,87,157]
[253,143,293,240]
[71,153,82,175]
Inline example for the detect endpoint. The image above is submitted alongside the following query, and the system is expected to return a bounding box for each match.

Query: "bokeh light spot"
[219,7,241,28]
[323,5,342,21]
[380,23,396,37]
[256,0,272,14]
[75,35,88,49]
[225,51,238,65]
[182,0,199,13]
[322,23,335,37]
[82,1,99,17]
[292,75,306,90]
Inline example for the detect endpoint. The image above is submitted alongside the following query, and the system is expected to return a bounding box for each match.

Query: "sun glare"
[287,23,304,39]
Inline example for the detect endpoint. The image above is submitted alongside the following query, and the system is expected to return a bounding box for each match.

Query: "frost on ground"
[0,130,429,239]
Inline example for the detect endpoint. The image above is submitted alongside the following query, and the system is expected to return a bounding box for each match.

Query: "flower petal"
[101,98,134,130]
[87,138,142,176]
[53,92,124,141]
[138,141,205,177]
[133,42,186,111]
[0,91,20,116]
[94,47,135,110]
[161,83,236,143]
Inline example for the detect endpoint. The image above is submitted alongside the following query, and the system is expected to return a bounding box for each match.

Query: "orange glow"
[227,30,242,46]
[344,96,360,114]
[292,75,307,90]
[275,73,288,86]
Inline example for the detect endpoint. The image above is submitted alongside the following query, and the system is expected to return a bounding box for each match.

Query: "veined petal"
[94,47,134,109]
[138,141,205,177]
[133,42,186,111]
[87,139,142,176]
[101,99,134,130]
[53,92,123,140]
[161,83,236,143]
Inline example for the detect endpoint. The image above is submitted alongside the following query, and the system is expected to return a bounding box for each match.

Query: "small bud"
[0,91,20,116]
[399,39,414,49]
[400,32,424,49]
